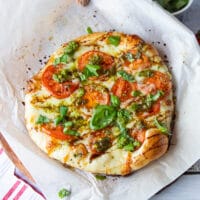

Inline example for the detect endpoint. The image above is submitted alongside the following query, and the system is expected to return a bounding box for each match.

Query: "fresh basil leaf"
[36,115,50,124]
[117,70,135,82]
[60,106,68,117]
[90,105,117,130]
[95,175,107,180]
[111,95,120,107]
[85,64,100,76]
[54,57,61,65]
[80,64,101,81]
[87,26,93,34]
[108,36,121,46]
[54,116,63,126]
[64,121,73,127]
[65,41,79,54]
[154,118,168,134]
[58,188,71,199]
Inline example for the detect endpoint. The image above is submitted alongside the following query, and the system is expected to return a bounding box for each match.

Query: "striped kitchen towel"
[0,147,44,200]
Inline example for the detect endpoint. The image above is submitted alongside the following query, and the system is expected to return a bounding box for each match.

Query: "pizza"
[25,32,174,175]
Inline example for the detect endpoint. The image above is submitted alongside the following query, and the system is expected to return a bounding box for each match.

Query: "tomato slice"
[42,65,79,99]
[143,71,171,96]
[78,50,114,71]
[82,85,110,109]
[111,78,137,102]
[42,124,77,141]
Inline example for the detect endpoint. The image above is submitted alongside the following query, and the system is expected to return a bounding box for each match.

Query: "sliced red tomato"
[82,85,110,109]
[42,124,77,141]
[111,78,137,102]
[42,65,79,99]
[143,71,171,96]
[78,50,114,71]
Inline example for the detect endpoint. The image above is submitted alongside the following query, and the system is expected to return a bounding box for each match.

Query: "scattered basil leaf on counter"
[58,188,71,199]
[87,26,93,34]
[117,70,135,82]
[107,35,121,46]
[95,175,107,180]
[90,105,117,130]
[111,95,120,107]
[154,118,168,134]
[36,115,50,124]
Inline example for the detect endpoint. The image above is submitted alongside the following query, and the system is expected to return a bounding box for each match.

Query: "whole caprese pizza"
[25,32,174,175]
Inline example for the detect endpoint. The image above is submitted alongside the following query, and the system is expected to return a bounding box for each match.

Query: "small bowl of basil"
[153,0,193,15]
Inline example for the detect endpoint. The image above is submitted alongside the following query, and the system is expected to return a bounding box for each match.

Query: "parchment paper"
[0,0,200,199]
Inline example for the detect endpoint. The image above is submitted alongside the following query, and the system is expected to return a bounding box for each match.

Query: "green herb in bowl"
[153,0,190,13]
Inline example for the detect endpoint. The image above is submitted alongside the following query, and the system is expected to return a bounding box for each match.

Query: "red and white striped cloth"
[0,147,44,200]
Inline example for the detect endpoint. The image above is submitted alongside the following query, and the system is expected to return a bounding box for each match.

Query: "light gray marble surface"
[152,0,200,199]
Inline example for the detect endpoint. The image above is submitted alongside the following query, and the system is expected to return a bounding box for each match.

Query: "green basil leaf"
[85,64,100,76]
[36,115,50,124]
[65,41,79,54]
[117,70,135,82]
[58,188,71,199]
[154,118,168,134]
[80,64,101,81]
[111,95,120,107]
[90,105,117,130]
[95,175,107,180]
[60,106,68,117]
[54,116,63,125]
[87,26,93,34]
[54,57,61,65]
[108,36,121,46]
[64,121,73,127]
